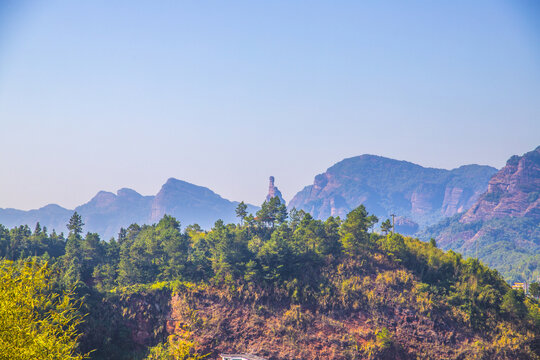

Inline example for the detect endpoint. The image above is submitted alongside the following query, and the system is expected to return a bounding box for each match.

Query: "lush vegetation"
[1,199,539,359]
[420,215,540,284]
[0,260,85,359]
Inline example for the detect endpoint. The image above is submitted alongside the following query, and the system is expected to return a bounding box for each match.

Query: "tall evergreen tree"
[235,201,248,224]
[67,212,84,239]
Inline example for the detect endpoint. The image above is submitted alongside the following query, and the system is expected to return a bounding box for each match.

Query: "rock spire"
[266,176,286,205]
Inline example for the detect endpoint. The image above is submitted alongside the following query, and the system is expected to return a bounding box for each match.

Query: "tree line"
[0,197,539,359]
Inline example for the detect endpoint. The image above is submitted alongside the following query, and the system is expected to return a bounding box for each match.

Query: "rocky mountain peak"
[117,188,143,199]
[288,155,497,230]
[266,176,285,205]
[90,191,117,208]
[461,146,540,223]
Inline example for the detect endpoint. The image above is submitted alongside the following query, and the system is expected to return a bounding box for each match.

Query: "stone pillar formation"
[266,176,286,205]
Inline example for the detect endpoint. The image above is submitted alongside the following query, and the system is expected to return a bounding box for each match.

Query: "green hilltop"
[0,201,538,359]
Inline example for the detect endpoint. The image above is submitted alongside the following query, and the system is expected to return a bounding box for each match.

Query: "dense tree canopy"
[0,202,538,359]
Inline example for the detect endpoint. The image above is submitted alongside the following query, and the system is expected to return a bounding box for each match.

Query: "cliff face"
[420,146,540,282]
[149,178,255,228]
[460,146,540,223]
[441,187,468,216]
[289,155,497,232]
[79,290,171,359]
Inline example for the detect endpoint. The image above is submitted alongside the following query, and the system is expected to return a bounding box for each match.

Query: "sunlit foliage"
[0,203,538,359]
[0,260,85,359]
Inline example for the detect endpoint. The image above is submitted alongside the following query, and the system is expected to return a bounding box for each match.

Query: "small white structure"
[512,282,528,293]
[220,354,267,360]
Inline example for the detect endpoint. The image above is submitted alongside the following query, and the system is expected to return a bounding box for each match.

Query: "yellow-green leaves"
[0,260,86,360]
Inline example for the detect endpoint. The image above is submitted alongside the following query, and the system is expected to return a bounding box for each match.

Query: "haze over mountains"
[0,178,257,239]
[460,146,540,223]
[421,146,540,282]
[1,147,539,282]
[289,155,497,232]
[0,155,498,241]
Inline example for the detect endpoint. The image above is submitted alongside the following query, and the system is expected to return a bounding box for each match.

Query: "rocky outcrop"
[420,146,540,282]
[265,176,285,205]
[461,146,540,223]
[410,183,445,215]
[289,155,497,230]
[441,187,465,216]
[78,289,172,358]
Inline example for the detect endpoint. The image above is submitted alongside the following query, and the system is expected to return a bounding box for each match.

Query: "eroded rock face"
[461,146,540,223]
[266,176,286,205]
[410,184,444,215]
[289,155,497,228]
[419,146,540,282]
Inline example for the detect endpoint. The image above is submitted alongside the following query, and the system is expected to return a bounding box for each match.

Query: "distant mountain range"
[420,146,540,282]
[0,155,499,240]
[288,155,497,232]
[0,153,512,244]
[2,148,537,285]
[0,178,257,239]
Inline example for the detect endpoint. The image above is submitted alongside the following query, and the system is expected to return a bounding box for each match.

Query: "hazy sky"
[1,0,539,210]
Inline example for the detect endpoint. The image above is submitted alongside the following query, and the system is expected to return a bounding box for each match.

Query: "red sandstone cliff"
[461,146,540,223]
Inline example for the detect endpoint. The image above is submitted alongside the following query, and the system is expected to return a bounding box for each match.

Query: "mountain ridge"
[0,178,258,239]
[0,155,500,239]
[288,154,497,231]
[420,145,540,282]
[461,145,540,223]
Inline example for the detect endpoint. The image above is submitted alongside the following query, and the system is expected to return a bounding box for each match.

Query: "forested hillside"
[421,146,540,283]
[1,199,539,359]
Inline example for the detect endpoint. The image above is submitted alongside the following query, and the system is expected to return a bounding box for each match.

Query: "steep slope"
[266,176,285,205]
[77,233,540,360]
[150,178,257,229]
[461,145,540,223]
[2,191,539,359]
[421,146,540,282]
[289,155,496,232]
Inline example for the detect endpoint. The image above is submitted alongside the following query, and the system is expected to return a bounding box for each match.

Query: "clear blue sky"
[1,0,539,210]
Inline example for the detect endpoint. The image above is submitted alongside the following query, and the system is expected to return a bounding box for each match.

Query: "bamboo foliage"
[0,260,86,360]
